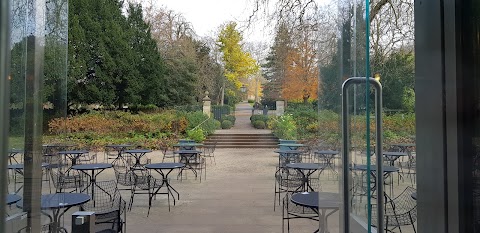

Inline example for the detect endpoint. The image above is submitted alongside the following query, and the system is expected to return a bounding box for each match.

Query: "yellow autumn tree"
[217,22,259,88]
[282,32,319,103]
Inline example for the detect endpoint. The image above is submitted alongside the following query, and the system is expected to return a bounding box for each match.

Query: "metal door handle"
[342,77,383,233]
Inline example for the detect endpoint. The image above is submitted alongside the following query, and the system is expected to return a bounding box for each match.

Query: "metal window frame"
[415,0,465,232]
[0,0,11,231]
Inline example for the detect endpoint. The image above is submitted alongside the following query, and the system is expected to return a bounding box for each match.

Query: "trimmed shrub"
[250,114,268,123]
[222,115,236,124]
[214,119,222,129]
[221,120,233,129]
[247,99,254,103]
[253,120,266,129]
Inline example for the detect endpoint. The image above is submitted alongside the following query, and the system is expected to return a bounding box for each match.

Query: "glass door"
[331,0,416,232]
[336,0,382,232]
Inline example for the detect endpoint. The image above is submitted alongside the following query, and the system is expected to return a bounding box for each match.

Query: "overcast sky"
[154,0,273,43]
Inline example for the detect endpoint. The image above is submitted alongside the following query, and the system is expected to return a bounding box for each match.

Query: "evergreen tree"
[126,3,167,106]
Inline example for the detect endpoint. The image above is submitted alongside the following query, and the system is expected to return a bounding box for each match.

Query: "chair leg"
[129,186,135,211]
[274,179,278,211]
[409,213,417,233]
[282,201,285,233]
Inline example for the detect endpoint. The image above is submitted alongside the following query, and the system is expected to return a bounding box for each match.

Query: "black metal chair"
[371,186,417,233]
[160,146,176,163]
[401,154,416,184]
[274,167,303,211]
[78,150,98,164]
[50,169,85,193]
[178,152,206,182]
[129,170,163,215]
[201,142,217,164]
[104,146,120,163]
[114,167,136,204]
[80,180,127,233]
[282,193,318,233]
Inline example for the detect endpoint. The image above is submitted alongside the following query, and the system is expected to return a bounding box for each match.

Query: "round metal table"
[145,163,185,213]
[17,193,90,233]
[291,192,340,233]
[124,149,152,169]
[72,163,113,201]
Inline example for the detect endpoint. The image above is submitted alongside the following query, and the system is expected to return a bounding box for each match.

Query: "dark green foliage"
[174,105,203,112]
[221,120,233,129]
[182,111,217,135]
[250,115,269,124]
[127,4,168,106]
[260,99,277,110]
[214,119,222,129]
[129,104,159,113]
[67,0,228,109]
[286,104,319,139]
[224,90,242,107]
[68,0,166,108]
[319,54,342,112]
[373,52,415,112]
[253,120,266,129]
[222,115,236,125]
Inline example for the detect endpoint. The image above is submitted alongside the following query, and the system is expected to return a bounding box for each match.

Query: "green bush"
[250,114,269,123]
[222,115,236,124]
[247,99,254,103]
[174,105,202,112]
[180,111,219,136]
[129,104,159,113]
[187,128,205,142]
[253,120,266,129]
[221,120,233,129]
[269,114,297,140]
[214,119,222,129]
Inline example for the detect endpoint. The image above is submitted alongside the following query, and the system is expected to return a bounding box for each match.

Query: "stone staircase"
[203,133,279,148]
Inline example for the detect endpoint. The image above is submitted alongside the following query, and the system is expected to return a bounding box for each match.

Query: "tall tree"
[263,22,292,100]
[282,28,319,103]
[68,0,168,108]
[145,7,224,105]
[69,0,136,107]
[126,3,167,106]
[217,22,259,88]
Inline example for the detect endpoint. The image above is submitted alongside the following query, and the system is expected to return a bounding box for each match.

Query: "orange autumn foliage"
[281,36,319,103]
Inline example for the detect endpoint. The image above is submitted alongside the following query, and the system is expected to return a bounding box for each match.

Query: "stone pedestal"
[203,91,211,117]
[276,101,285,116]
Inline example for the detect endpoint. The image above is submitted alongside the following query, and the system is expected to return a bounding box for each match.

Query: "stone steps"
[204,133,279,148]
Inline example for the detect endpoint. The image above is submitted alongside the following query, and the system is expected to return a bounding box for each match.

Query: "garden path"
[214,101,272,134]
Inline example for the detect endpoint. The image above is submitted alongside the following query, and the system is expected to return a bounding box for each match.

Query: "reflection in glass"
[7,0,68,231]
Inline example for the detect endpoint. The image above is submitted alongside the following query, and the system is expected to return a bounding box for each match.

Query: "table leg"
[148,173,168,215]
[150,168,181,214]
[49,206,71,233]
[178,154,198,180]
[111,150,122,165]
[305,170,318,192]
[323,209,339,233]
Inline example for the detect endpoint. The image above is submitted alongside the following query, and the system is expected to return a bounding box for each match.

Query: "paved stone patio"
[5,102,417,232]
